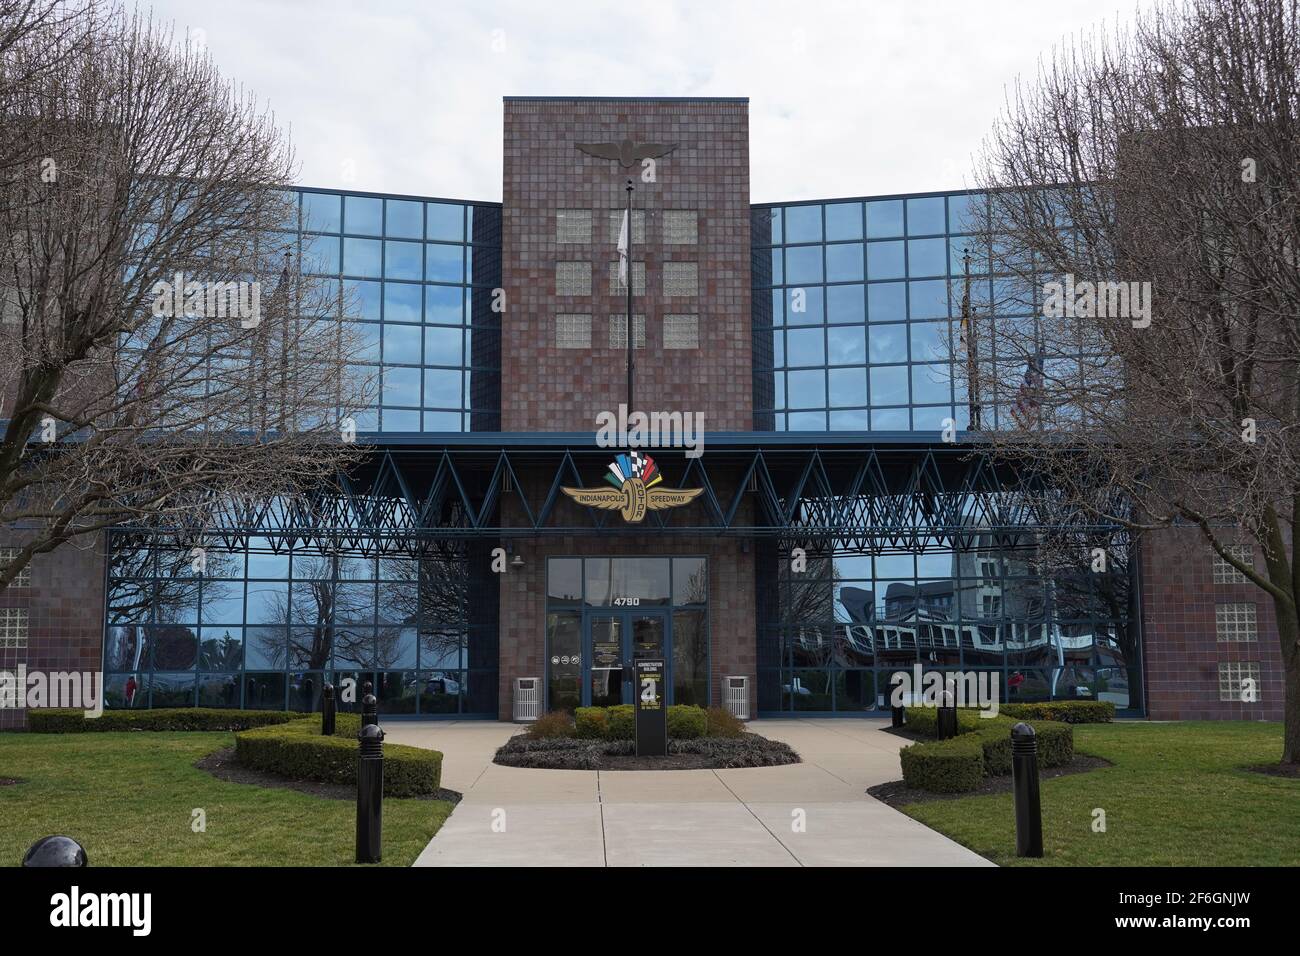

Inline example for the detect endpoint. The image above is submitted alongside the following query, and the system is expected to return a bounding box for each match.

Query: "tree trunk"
[1270,594,1300,765]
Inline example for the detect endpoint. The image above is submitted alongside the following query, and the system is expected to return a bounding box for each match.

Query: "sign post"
[634,658,667,757]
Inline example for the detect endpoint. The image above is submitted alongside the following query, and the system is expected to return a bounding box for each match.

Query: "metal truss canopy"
[119,434,1125,557]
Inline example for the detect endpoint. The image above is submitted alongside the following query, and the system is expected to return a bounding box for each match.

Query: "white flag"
[617,209,629,288]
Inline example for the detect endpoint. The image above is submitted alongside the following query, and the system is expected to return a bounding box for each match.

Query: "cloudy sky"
[148,0,1144,203]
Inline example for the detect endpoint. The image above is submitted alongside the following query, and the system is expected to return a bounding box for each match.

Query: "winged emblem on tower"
[561,453,703,523]
[574,138,678,168]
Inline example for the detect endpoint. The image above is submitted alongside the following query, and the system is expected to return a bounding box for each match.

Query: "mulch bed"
[1246,762,1300,779]
[867,754,1112,808]
[494,734,801,771]
[195,746,461,803]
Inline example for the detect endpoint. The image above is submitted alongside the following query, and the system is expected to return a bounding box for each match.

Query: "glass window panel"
[908,238,947,277]
[784,245,823,284]
[344,196,382,236]
[786,410,826,429]
[343,238,382,278]
[198,673,241,708]
[870,365,909,405]
[867,241,905,279]
[868,281,906,322]
[785,327,825,366]
[824,201,863,241]
[907,196,947,235]
[784,205,822,243]
[424,284,463,324]
[383,282,422,324]
[423,369,461,408]
[351,322,380,362]
[868,323,907,363]
[548,558,583,604]
[245,627,287,669]
[672,609,709,706]
[910,321,949,361]
[871,407,909,429]
[300,233,340,274]
[247,549,289,579]
[385,199,423,239]
[382,324,422,365]
[384,240,422,280]
[672,558,707,605]
[546,611,581,712]
[866,199,904,238]
[826,242,864,282]
[426,203,464,241]
[302,192,341,233]
[827,325,866,365]
[344,279,382,320]
[909,279,950,319]
[828,367,867,406]
[772,329,785,367]
[829,408,868,429]
[826,284,865,324]
[785,286,824,325]
[383,366,421,406]
[151,625,198,669]
[426,244,464,283]
[423,411,460,431]
[786,369,826,408]
[246,582,289,625]
[423,325,462,366]
[948,193,978,233]
[912,364,952,404]
[200,581,243,624]
[770,248,783,285]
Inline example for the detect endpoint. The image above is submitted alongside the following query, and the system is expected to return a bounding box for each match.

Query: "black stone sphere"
[22,835,87,867]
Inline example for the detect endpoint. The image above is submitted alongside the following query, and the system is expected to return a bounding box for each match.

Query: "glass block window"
[663,262,699,297]
[0,548,31,587]
[1218,661,1262,702]
[556,261,592,296]
[608,314,646,349]
[607,262,645,295]
[1215,603,1257,642]
[607,210,646,244]
[1213,545,1253,584]
[664,314,699,349]
[0,607,28,649]
[555,314,592,349]
[664,211,698,245]
[557,209,592,244]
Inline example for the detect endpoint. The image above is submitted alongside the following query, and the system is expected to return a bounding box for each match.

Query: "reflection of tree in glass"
[198,629,243,670]
[107,539,235,625]
[251,555,376,669]
[380,550,468,669]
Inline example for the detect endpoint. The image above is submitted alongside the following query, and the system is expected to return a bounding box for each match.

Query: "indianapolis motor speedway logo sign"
[561,453,702,523]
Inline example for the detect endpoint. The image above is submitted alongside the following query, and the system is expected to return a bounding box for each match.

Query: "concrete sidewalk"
[384,718,992,867]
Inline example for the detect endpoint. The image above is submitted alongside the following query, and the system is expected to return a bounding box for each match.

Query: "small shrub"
[28,708,303,734]
[526,711,577,739]
[900,734,985,793]
[607,704,635,739]
[666,705,707,739]
[574,707,609,739]
[234,715,442,796]
[898,706,1074,791]
[1000,701,1114,724]
[704,706,745,738]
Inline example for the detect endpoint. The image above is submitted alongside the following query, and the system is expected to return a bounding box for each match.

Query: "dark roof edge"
[503,95,748,103]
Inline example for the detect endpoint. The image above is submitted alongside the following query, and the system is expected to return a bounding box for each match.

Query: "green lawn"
[904,721,1300,866]
[0,732,453,866]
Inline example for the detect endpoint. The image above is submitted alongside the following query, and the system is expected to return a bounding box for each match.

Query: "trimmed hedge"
[28,708,304,734]
[999,701,1114,724]
[573,704,709,741]
[234,714,442,797]
[898,706,1074,793]
[899,734,985,793]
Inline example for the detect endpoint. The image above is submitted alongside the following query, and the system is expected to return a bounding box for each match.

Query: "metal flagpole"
[626,179,634,421]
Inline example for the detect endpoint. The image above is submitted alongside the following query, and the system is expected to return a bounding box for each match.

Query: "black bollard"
[356,723,385,864]
[361,689,378,729]
[322,682,336,736]
[936,689,958,739]
[1011,722,1043,858]
[891,704,905,728]
[22,835,87,867]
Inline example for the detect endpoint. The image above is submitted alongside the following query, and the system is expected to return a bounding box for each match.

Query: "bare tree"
[0,2,374,589]
[962,0,1300,763]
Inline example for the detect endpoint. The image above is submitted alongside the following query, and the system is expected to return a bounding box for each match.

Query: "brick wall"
[1141,526,1285,719]
[501,96,752,432]
[0,534,106,730]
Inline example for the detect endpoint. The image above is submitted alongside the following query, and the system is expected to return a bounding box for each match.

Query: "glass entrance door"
[583,609,670,706]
